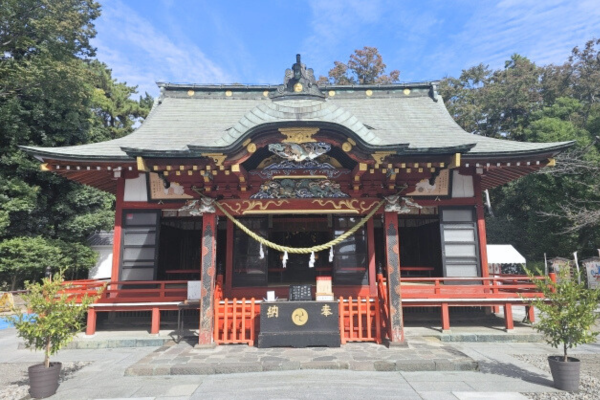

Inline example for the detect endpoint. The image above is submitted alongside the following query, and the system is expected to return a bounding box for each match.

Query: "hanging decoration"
[329,246,334,263]
[259,243,265,260]
[282,251,288,268]
[309,252,315,268]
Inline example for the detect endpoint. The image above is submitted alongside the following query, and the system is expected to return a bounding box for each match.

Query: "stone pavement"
[0,325,570,400]
[2,308,599,400]
[124,337,477,376]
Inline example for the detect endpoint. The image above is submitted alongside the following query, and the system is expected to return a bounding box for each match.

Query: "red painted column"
[86,308,97,335]
[110,177,125,283]
[504,303,514,330]
[225,219,234,297]
[151,307,160,334]
[198,212,217,346]
[384,211,405,345]
[441,303,450,331]
[526,306,535,323]
[474,176,489,278]
[367,217,377,297]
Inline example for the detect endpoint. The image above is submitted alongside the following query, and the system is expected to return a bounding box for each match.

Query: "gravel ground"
[0,362,89,400]
[514,354,600,400]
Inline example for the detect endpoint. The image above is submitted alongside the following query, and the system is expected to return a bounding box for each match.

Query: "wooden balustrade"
[213,298,260,345]
[60,280,106,302]
[338,296,381,344]
[97,280,188,303]
[63,273,549,342]
[400,276,546,300]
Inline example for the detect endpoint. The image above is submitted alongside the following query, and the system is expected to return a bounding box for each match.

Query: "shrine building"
[22,55,572,346]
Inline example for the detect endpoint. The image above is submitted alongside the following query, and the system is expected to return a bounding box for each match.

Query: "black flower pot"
[28,362,61,398]
[548,356,580,392]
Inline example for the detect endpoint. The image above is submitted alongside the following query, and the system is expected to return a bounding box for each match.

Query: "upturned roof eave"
[19,145,134,163]
[461,140,575,160]
[21,141,572,164]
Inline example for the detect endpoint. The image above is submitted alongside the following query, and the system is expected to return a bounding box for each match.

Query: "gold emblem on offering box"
[291,308,308,326]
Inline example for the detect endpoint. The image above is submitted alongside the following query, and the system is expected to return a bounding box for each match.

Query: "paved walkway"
[1,309,598,400]
[125,337,477,376]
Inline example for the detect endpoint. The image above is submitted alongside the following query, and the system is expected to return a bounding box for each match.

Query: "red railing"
[213,298,260,345]
[338,296,381,344]
[60,280,188,304]
[96,280,188,303]
[399,276,546,300]
[60,280,106,302]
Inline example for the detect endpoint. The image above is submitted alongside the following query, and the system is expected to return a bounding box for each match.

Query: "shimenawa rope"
[212,198,385,254]
[190,186,386,254]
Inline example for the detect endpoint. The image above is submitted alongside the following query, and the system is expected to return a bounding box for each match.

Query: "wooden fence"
[338,296,382,344]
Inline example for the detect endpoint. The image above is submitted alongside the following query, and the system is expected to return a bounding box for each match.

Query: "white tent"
[487,245,526,264]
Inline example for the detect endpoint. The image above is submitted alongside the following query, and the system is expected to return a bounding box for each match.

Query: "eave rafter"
[467,157,554,190]
[39,160,136,194]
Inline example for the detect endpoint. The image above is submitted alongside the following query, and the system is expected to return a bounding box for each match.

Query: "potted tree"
[526,267,600,392]
[8,272,100,398]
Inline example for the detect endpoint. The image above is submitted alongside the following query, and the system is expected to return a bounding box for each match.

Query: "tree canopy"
[322,42,600,263]
[319,46,400,85]
[439,39,600,264]
[0,0,153,289]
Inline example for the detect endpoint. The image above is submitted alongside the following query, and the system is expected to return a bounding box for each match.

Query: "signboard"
[187,281,201,300]
[258,301,340,347]
[582,258,600,289]
[147,173,193,201]
[406,169,450,197]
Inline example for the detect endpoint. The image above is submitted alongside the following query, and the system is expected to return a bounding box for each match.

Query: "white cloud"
[301,0,600,82]
[424,0,600,78]
[92,0,229,96]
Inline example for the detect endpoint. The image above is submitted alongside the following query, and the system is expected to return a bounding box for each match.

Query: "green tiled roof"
[21,83,573,161]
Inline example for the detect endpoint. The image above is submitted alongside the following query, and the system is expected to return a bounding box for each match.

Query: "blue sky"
[92,0,600,97]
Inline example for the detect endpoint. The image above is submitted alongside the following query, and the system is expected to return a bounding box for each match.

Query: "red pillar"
[474,175,489,278]
[504,303,514,330]
[526,306,535,323]
[367,217,377,297]
[441,303,450,331]
[198,212,217,346]
[86,308,97,336]
[384,211,405,345]
[151,307,160,335]
[110,177,125,283]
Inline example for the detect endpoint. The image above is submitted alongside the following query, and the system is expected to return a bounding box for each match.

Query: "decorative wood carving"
[278,127,320,143]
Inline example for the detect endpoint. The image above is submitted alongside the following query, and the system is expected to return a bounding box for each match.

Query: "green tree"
[440,54,544,140]
[0,237,61,290]
[319,46,400,85]
[88,60,153,141]
[9,272,101,368]
[440,42,600,263]
[0,0,152,288]
[526,268,600,362]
